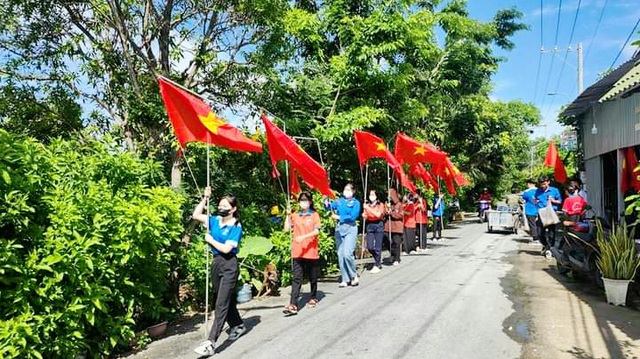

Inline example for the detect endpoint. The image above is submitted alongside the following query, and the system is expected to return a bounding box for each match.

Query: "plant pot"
[147,321,168,339]
[602,278,631,306]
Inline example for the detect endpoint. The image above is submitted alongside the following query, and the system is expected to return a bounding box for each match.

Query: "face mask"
[218,209,231,217]
[369,195,377,203]
[299,201,310,210]
[343,189,353,199]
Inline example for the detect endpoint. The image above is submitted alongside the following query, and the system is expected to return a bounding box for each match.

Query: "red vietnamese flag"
[625,147,640,192]
[394,132,447,165]
[261,114,334,198]
[622,152,630,193]
[157,77,262,152]
[543,141,568,183]
[354,130,396,167]
[409,163,439,191]
[354,131,416,193]
[432,160,457,195]
[289,168,302,196]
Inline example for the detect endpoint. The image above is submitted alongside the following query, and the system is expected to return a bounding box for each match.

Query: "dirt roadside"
[504,237,640,359]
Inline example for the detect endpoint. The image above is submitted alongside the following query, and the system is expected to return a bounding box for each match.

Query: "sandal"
[307,298,319,308]
[283,304,298,316]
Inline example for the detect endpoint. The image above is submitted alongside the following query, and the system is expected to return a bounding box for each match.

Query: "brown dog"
[257,262,279,297]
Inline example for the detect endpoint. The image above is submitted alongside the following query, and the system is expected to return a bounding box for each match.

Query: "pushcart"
[486,205,521,234]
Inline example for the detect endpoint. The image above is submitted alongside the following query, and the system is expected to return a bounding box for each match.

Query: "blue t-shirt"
[432,198,445,216]
[521,188,539,216]
[327,197,361,224]
[208,216,242,255]
[534,186,562,211]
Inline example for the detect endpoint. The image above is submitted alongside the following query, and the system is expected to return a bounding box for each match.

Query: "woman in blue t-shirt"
[192,187,245,357]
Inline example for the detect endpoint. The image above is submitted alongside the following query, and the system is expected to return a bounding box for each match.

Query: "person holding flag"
[402,193,417,255]
[363,189,387,273]
[325,184,361,287]
[283,191,322,316]
[385,188,405,265]
[192,188,246,357]
[415,191,430,251]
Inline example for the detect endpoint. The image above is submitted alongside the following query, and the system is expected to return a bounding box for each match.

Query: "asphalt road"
[128,219,524,359]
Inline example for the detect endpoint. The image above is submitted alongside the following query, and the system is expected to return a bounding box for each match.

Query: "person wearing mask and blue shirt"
[534,175,562,254]
[324,183,361,288]
[521,179,538,240]
[432,193,445,240]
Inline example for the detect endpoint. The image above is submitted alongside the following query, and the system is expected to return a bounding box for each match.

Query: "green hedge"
[0,131,185,358]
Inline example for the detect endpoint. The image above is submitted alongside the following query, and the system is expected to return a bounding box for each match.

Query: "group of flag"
[158,77,470,198]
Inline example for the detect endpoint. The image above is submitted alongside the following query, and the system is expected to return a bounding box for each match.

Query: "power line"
[549,0,582,107]
[610,17,640,69]
[540,0,563,112]
[584,0,609,62]
[533,0,544,104]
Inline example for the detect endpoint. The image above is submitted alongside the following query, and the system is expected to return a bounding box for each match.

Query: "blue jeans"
[335,223,358,283]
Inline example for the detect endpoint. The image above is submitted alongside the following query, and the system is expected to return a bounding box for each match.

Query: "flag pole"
[359,163,369,260]
[204,139,211,340]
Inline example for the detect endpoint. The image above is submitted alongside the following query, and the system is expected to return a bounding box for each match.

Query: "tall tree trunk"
[171,151,182,188]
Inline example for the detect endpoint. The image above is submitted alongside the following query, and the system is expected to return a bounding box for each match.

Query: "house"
[560,51,640,221]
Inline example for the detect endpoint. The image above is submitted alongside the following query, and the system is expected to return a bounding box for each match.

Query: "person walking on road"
[415,191,430,251]
[402,193,417,255]
[192,187,246,357]
[325,184,361,288]
[534,176,562,255]
[432,193,445,240]
[521,179,538,239]
[385,188,404,265]
[364,189,386,273]
[283,191,322,316]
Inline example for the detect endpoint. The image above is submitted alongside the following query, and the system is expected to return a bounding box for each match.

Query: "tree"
[0,0,285,186]
[250,0,532,191]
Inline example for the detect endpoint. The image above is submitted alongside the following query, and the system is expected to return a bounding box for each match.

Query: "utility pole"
[577,42,584,94]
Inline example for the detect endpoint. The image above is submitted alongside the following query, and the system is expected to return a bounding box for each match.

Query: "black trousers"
[290,258,320,305]
[386,232,403,263]
[208,254,243,343]
[433,216,443,238]
[416,223,428,248]
[403,227,416,253]
[536,219,556,248]
[526,215,538,238]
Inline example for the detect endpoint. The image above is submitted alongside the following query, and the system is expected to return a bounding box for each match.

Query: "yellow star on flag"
[198,112,227,135]
[414,146,426,155]
[375,142,386,151]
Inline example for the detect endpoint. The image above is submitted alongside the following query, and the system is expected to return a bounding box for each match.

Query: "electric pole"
[577,42,584,94]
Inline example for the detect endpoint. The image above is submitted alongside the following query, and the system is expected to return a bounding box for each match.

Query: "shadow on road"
[215,315,262,354]
[541,266,640,358]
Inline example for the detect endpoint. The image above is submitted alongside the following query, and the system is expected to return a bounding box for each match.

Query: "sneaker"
[402,251,408,256]
[369,266,381,274]
[393,261,400,266]
[339,281,348,288]
[194,340,215,356]
[409,250,416,255]
[350,276,360,286]
[228,324,246,341]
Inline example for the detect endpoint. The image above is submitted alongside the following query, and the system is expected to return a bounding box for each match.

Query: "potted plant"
[596,221,640,306]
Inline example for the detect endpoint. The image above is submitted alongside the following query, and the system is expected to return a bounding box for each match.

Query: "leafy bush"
[0,131,185,358]
[596,221,640,280]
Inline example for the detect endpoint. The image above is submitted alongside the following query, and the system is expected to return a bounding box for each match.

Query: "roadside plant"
[596,221,640,280]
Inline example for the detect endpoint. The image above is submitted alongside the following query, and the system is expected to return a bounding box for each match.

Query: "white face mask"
[299,201,310,210]
[343,189,353,199]
[369,195,377,203]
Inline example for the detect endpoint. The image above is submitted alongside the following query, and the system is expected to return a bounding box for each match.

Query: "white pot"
[602,278,631,306]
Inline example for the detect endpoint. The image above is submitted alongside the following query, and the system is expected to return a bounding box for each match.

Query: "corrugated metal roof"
[560,52,640,121]
[600,59,640,101]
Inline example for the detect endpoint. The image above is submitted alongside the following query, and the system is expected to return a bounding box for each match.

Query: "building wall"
[584,156,603,216]
[582,92,640,161]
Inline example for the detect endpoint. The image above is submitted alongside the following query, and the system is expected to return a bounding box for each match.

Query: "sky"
[465,0,640,139]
